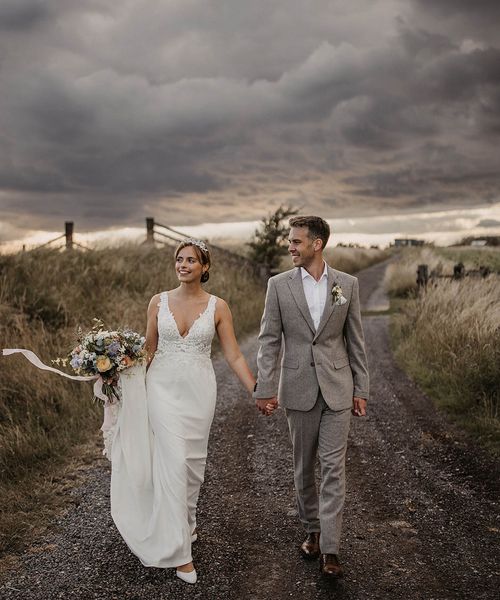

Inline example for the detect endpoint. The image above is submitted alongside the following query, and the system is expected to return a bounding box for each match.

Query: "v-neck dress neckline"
[164,292,214,340]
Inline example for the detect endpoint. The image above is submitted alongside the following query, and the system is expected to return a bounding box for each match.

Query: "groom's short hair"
[289,216,330,250]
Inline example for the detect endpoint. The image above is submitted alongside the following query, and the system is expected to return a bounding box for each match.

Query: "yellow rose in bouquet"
[96,355,112,372]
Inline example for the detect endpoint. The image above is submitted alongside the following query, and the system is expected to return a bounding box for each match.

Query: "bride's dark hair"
[174,239,211,283]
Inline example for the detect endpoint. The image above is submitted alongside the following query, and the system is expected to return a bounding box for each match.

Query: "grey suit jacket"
[253,264,369,411]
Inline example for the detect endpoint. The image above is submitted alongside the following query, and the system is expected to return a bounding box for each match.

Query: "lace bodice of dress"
[155,292,216,360]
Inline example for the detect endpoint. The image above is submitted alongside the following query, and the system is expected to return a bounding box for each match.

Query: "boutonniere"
[331,283,347,306]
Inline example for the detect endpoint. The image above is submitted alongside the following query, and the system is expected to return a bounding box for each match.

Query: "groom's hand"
[352,397,367,417]
[256,397,278,416]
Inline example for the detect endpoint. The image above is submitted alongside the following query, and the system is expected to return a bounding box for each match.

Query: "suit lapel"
[287,268,316,334]
[313,266,337,340]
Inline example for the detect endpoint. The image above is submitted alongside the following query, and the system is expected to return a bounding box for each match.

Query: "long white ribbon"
[2,348,94,380]
[2,348,113,427]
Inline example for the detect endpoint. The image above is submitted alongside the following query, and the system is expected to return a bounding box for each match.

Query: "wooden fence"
[33,221,91,251]
[143,218,264,276]
[416,263,494,289]
[26,218,269,281]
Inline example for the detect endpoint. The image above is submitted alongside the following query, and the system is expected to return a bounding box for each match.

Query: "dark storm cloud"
[478,219,500,228]
[0,0,49,30]
[411,0,500,44]
[414,0,500,19]
[0,0,499,233]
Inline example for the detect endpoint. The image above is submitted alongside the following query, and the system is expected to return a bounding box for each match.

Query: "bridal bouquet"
[63,319,146,403]
[3,320,146,458]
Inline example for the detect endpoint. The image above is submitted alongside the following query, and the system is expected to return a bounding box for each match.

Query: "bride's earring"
[201,270,209,283]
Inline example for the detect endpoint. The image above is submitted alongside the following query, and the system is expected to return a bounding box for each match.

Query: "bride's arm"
[215,298,256,394]
[144,294,160,371]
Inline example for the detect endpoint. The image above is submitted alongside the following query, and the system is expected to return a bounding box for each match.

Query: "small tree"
[248,205,299,270]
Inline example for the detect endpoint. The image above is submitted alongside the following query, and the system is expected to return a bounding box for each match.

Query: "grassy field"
[384,246,500,298]
[276,245,390,274]
[0,241,396,559]
[0,244,264,557]
[383,247,454,297]
[218,239,391,275]
[324,246,391,274]
[387,247,500,454]
[435,246,500,272]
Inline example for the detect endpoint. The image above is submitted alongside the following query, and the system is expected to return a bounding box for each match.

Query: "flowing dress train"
[110,292,217,567]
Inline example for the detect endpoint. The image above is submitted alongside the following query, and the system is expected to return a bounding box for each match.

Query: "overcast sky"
[0,0,499,243]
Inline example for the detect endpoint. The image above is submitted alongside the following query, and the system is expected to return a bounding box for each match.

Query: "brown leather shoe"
[300,532,320,559]
[319,554,344,578]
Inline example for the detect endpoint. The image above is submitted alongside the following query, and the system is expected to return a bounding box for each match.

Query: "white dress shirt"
[301,262,328,330]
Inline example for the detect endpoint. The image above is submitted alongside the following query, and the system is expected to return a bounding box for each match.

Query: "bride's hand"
[256,397,278,416]
[265,402,278,416]
[103,373,119,386]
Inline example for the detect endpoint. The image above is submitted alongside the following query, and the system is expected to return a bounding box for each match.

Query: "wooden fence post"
[453,263,465,280]
[416,264,429,289]
[146,217,155,245]
[65,222,74,250]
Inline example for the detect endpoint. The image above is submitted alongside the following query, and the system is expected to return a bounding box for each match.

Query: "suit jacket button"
[310,362,315,366]
[312,341,316,345]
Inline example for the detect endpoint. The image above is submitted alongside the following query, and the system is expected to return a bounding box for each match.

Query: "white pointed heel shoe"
[176,568,197,584]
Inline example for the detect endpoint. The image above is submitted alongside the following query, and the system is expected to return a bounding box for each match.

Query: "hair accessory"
[185,238,209,253]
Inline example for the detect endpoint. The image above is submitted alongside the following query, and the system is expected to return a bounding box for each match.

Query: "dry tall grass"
[277,246,389,274]
[392,277,500,453]
[324,246,390,273]
[0,244,264,555]
[384,247,454,297]
[385,246,500,297]
[436,246,500,272]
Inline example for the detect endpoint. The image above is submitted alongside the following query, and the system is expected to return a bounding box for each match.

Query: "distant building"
[458,236,499,247]
[394,238,425,247]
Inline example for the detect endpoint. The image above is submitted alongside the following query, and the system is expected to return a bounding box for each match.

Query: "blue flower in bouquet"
[107,341,121,357]
[70,355,83,370]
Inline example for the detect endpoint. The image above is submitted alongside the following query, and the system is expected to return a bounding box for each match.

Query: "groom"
[253,215,369,578]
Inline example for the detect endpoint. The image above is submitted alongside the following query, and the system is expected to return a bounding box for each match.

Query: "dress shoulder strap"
[158,291,169,310]
[206,295,217,329]
[208,294,217,312]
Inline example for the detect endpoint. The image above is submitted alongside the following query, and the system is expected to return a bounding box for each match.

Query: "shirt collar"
[301,261,328,281]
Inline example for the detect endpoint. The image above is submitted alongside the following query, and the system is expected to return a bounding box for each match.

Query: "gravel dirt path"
[1,259,499,599]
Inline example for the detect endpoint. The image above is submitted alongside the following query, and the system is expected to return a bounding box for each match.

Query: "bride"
[110,239,258,584]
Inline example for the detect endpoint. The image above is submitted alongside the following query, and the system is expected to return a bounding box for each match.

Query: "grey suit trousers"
[286,392,351,554]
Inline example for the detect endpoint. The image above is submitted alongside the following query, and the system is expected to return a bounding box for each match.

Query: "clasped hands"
[255,396,367,417]
[255,397,279,416]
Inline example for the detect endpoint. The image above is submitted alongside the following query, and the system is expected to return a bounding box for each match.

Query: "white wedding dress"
[110,292,217,568]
